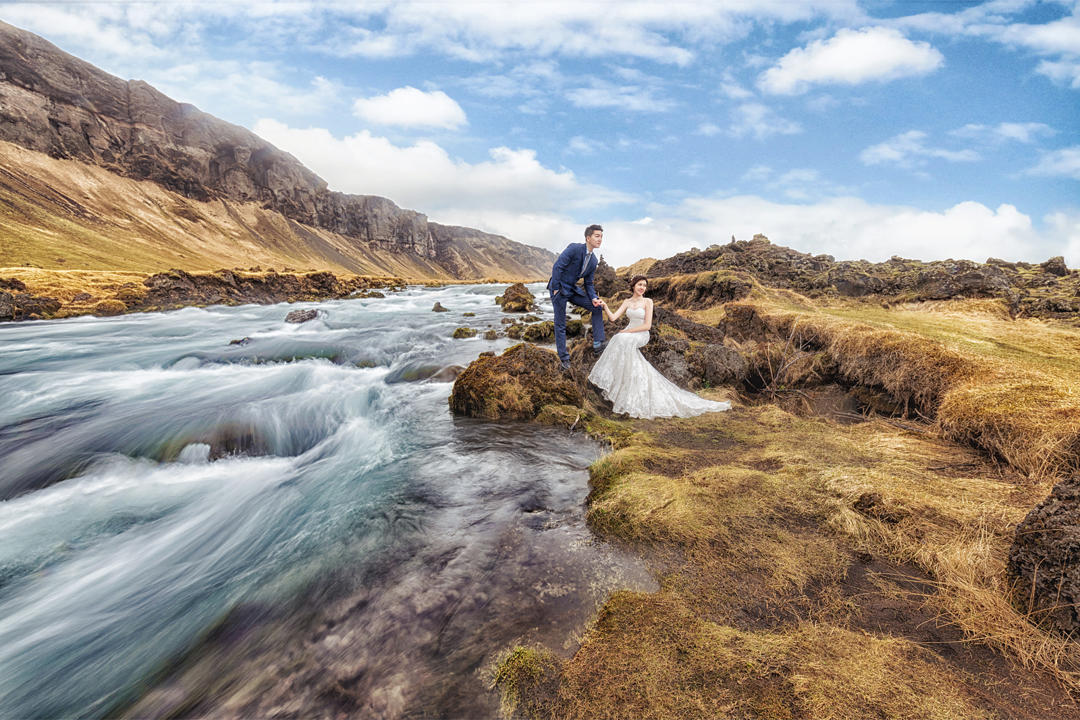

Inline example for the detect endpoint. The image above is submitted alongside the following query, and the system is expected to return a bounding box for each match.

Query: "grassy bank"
[495,290,1080,719]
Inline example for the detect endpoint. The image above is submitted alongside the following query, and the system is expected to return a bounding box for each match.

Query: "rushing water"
[0,284,654,719]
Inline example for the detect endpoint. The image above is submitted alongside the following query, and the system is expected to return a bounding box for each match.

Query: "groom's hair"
[584,224,603,238]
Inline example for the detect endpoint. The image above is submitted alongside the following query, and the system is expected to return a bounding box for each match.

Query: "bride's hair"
[629,275,648,289]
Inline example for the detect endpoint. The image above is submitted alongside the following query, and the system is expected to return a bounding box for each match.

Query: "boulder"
[685,343,750,387]
[285,309,319,323]
[91,299,127,316]
[432,302,450,312]
[522,321,555,342]
[1041,256,1069,277]
[593,256,619,297]
[449,343,583,420]
[483,329,498,340]
[452,327,477,338]
[1008,479,1080,636]
[497,283,536,312]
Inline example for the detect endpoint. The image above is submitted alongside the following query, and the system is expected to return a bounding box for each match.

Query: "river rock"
[1008,479,1080,636]
[449,343,583,420]
[522,321,554,342]
[452,327,477,338]
[432,302,450,312]
[497,283,536,312]
[285,309,319,324]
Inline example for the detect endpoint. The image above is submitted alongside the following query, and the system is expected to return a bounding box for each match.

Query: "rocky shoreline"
[0,268,404,322]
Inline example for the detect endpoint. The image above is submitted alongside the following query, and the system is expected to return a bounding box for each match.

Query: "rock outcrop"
[496,283,537,312]
[1008,479,1080,636]
[643,235,1079,321]
[449,343,583,420]
[0,21,555,278]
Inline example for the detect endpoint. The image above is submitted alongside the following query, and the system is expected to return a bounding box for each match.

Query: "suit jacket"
[547,243,598,300]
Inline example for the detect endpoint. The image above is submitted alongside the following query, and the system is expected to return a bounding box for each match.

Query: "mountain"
[0,21,554,280]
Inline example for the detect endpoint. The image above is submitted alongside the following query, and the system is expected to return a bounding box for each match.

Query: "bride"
[588,275,732,419]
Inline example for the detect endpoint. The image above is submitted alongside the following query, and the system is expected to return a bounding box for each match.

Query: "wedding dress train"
[587,307,732,419]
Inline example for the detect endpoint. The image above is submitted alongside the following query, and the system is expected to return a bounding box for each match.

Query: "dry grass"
[690,292,1080,479]
[496,400,1079,718]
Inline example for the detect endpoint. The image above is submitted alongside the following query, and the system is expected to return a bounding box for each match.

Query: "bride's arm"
[602,298,628,322]
[623,299,653,333]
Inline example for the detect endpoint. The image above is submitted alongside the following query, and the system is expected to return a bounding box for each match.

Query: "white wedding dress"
[588,307,732,419]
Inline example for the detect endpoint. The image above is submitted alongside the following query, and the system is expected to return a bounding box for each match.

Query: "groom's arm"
[551,245,576,296]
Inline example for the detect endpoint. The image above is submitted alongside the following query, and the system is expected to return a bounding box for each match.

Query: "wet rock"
[496,283,536,312]
[285,309,319,324]
[432,302,450,312]
[452,327,477,339]
[523,314,541,323]
[566,318,584,337]
[449,343,583,420]
[1008,479,1080,636]
[483,329,498,340]
[522,321,555,343]
[463,311,476,317]
[506,323,524,339]
[501,317,515,325]
[228,337,251,346]
[357,290,385,299]
[91,299,127,316]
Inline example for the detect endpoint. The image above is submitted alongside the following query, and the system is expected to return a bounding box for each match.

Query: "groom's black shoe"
[592,341,607,355]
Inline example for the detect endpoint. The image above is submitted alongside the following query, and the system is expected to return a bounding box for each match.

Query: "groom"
[548,224,606,370]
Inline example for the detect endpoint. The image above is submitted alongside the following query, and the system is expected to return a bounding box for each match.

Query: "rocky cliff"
[0,21,554,277]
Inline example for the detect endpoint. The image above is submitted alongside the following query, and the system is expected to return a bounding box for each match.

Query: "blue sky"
[2,1,1078,267]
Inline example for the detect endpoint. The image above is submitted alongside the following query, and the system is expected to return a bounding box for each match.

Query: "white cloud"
[252,119,631,221]
[728,103,802,140]
[148,62,341,119]
[951,122,1056,144]
[566,136,607,155]
[1026,146,1080,180]
[352,86,467,130]
[596,195,1078,268]
[565,77,674,112]
[696,123,723,136]
[758,27,944,95]
[860,130,979,168]
[1035,57,1080,88]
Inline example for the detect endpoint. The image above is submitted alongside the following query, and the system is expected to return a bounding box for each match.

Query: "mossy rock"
[523,314,541,323]
[566,318,584,337]
[522,320,555,342]
[506,323,525,339]
[452,327,477,339]
[484,329,498,340]
[463,311,476,317]
[499,282,537,312]
[449,343,583,420]
[91,299,128,316]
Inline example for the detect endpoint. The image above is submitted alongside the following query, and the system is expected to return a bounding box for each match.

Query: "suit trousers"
[551,286,605,364]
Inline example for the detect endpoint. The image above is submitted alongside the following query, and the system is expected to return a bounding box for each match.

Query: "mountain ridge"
[0,20,554,279]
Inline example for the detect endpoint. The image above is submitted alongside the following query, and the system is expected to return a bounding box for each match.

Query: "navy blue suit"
[548,243,605,364]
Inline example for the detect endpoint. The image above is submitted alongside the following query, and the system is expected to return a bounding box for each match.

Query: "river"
[0,283,653,719]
